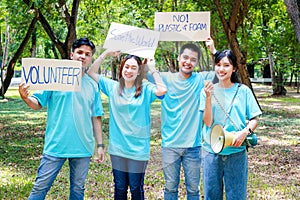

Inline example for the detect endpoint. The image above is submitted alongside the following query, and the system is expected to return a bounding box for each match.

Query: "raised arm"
[18,82,42,110]
[147,58,167,96]
[87,49,119,82]
[205,37,217,55]
[203,81,214,127]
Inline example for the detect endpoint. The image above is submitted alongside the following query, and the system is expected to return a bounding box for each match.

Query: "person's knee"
[187,185,199,193]
[31,177,53,192]
[130,186,144,199]
[165,181,179,193]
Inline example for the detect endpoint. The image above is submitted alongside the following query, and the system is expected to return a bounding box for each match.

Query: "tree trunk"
[268,51,286,95]
[213,0,252,89]
[0,16,38,97]
[213,0,261,109]
[268,51,275,85]
[285,0,300,44]
[162,52,176,73]
[23,0,79,59]
[111,58,118,81]
[30,28,37,57]
[1,21,10,99]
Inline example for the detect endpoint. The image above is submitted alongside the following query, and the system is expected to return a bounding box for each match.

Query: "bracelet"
[97,144,105,148]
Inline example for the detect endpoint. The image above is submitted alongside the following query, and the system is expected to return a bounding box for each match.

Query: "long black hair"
[212,50,240,84]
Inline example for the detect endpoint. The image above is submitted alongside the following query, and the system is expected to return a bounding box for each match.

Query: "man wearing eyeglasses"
[19,37,105,200]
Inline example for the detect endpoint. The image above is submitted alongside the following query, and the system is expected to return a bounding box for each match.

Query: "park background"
[0,0,300,199]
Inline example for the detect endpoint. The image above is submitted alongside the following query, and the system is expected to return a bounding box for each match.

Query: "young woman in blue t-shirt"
[88,51,167,200]
[199,50,262,200]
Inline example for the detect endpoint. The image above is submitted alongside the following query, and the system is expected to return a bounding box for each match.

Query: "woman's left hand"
[232,130,247,147]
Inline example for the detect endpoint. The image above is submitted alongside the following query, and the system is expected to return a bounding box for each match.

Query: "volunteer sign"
[103,22,160,58]
[155,12,210,41]
[21,58,82,91]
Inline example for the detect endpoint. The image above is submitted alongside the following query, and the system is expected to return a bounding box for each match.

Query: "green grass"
[0,85,300,199]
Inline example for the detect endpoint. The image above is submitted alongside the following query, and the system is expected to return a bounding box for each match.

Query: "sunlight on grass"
[3,88,20,98]
[0,167,33,199]
[1,85,300,199]
[263,97,300,103]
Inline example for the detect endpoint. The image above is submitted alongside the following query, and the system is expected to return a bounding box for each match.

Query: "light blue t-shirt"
[160,71,214,148]
[33,74,103,157]
[98,76,158,161]
[199,83,262,155]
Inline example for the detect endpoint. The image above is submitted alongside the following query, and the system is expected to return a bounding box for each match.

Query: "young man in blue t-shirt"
[157,38,216,199]
[19,38,105,200]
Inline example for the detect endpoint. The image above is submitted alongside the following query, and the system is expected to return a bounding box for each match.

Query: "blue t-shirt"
[199,83,262,155]
[159,71,214,148]
[33,74,103,157]
[98,76,158,161]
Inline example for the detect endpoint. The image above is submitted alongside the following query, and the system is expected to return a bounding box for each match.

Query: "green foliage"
[244,0,299,82]
[1,0,297,80]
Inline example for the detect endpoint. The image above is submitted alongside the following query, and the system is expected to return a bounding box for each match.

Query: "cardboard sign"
[103,22,160,58]
[21,58,82,91]
[155,12,210,41]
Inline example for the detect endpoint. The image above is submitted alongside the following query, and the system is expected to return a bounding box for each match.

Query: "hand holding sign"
[205,37,217,55]
[145,57,159,76]
[22,58,82,91]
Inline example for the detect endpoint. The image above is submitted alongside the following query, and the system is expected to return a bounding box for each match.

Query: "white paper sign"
[103,22,160,58]
[155,12,210,41]
[21,58,82,91]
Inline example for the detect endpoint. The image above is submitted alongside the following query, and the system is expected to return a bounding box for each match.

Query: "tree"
[285,0,300,44]
[1,0,298,97]
[1,21,10,99]
[0,0,80,96]
[213,0,253,90]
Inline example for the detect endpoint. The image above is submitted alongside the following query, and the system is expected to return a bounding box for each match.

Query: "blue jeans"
[110,155,148,200]
[28,153,91,200]
[162,147,201,200]
[202,150,248,200]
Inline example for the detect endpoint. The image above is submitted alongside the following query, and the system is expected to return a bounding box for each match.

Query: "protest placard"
[154,12,210,41]
[21,58,82,91]
[103,22,160,58]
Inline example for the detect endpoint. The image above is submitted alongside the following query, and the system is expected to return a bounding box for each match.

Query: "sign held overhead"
[103,22,160,58]
[155,12,210,41]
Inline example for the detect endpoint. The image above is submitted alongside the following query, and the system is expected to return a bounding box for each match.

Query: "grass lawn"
[0,84,299,199]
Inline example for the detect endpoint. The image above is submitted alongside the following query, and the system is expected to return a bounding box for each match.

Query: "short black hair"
[179,43,201,60]
[71,37,96,54]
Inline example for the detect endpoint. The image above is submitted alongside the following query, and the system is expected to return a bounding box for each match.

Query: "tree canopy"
[0,0,299,97]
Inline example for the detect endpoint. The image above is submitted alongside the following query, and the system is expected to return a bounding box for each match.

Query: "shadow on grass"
[1,86,300,199]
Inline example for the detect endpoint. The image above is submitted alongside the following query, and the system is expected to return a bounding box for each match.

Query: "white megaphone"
[210,124,235,153]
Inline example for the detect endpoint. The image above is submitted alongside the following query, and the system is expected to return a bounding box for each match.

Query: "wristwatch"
[248,128,253,135]
[97,144,105,148]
